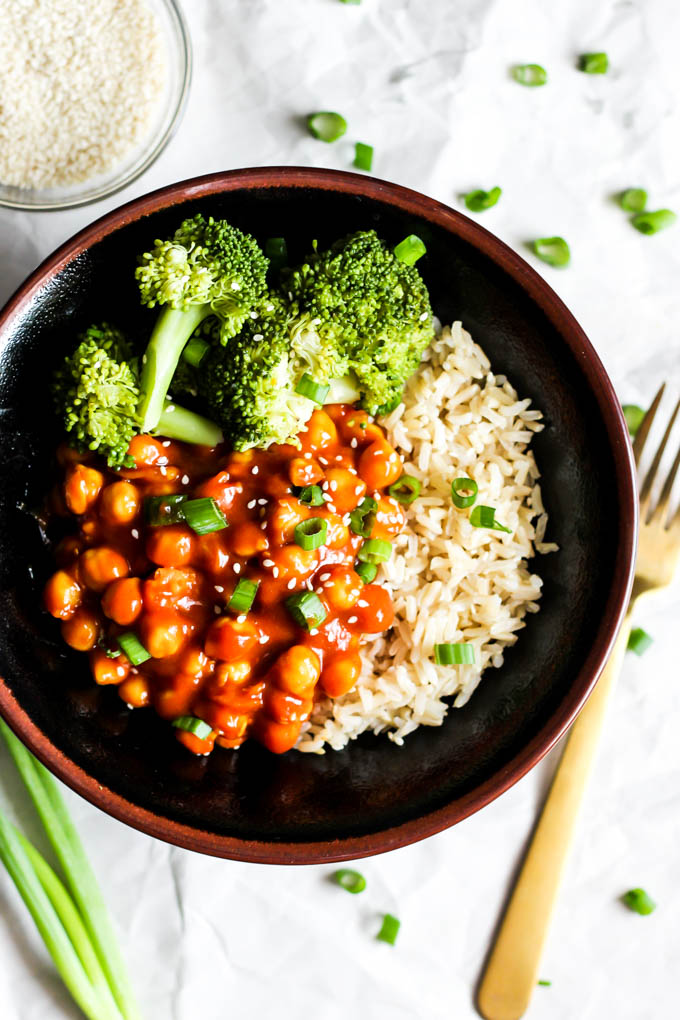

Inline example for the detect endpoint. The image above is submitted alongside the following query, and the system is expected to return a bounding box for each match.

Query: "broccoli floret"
[283,229,433,414]
[198,297,318,451]
[53,324,223,468]
[135,214,268,432]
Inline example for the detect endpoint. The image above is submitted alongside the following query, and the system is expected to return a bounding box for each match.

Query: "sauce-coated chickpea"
[90,647,131,686]
[118,676,151,708]
[199,701,251,740]
[194,471,241,514]
[154,675,200,719]
[273,645,321,698]
[358,439,402,489]
[229,521,269,558]
[352,583,394,633]
[61,608,99,651]
[325,467,366,513]
[44,570,82,619]
[101,577,144,626]
[320,512,350,549]
[267,497,310,545]
[333,408,382,446]
[99,481,140,525]
[139,611,186,658]
[127,435,167,467]
[264,688,312,725]
[256,718,302,754]
[298,409,338,453]
[212,659,252,689]
[63,464,105,516]
[79,547,129,592]
[175,728,215,755]
[266,544,319,582]
[204,617,259,662]
[145,525,194,567]
[320,653,362,697]
[288,457,324,487]
[322,566,363,611]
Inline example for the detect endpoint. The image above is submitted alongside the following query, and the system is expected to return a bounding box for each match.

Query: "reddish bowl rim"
[0,167,637,864]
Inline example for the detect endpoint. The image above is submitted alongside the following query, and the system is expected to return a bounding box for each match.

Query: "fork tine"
[632,383,665,466]
[652,439,680,526]
[639,396,680,515]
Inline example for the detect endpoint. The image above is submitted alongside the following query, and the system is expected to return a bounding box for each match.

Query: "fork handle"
[476,613,633,1020]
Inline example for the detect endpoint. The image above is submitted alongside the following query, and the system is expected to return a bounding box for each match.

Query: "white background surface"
[1,1,680,1017]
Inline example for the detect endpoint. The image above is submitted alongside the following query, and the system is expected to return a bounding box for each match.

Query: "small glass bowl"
[0,0,192,212]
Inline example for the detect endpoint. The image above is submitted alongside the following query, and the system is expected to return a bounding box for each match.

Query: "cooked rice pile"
[298,321,557,754]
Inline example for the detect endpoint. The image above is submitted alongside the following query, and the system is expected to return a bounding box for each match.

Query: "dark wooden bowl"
[0,168,636,863]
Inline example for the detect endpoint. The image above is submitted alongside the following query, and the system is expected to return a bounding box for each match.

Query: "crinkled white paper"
[1,1,679,1017]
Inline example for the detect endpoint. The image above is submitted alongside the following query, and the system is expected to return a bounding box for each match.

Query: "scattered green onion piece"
[394,234,426,265]
[357,538,392,564]
[294,517,328,550]
[228,578,260,614]
[621,888,656,915]
[117,632,151,665]
[532,236,571,267]
[464,187,502,213]
[388,475,421,505]
[172,716,213,740]
[307,111,348,143]
[622,404,645,437]
[579,52,609,74]
[469,505,513,534]
[182,497,228,535]
[298,484,325,507]
[340,0,361,4]
[285,591,328,630]
[296,373,331,404]
[627,627,653,656]
[182,336,210,368]
[538,980,552,987]
[619,188,647,213]
[332,868,366,893]
[512,63,548,86]
[355,561,378,584]
[451,477,478,509]
[435,642,475,665]
[144,493,188,527]
[354,142,373,171]
[349,496,378,538]
[631,209,677,235]
[376,913,401,945]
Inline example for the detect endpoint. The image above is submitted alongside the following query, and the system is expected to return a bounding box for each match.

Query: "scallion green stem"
[307,112,348,143]
[631,209,677,235]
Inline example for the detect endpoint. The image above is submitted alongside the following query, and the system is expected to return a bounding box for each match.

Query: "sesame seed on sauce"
[214,585,224,593]
[287,579,296,590]
[350,438,358,448]
[358,600,369,608]
[272,568,280,578]
[251,465,259,475]
[247,499,257,509]
[329,480,338,491]
[258,634,269,644]
[335,455,343,462]
[347,616,358,624]
[303,452,312,459]
[159,466,167,476]
[131,528,139,539]
[309,628,319,636]
[319,572,331,581]
[318,457,329,466]
[257,498,267,506]
[233,563,241,574]
[321,482,329,491]
[237,614,247,624]
[181,474,190,485]
[262,559,275,568]
[354,486,364,495]
[161,440,171,448]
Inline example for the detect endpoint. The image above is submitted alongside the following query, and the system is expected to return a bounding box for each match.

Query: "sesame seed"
[181,474,190,485]
[247,499,257,509]
[252,466,259,475]
[157,456,169,466]
[166,405,175,414]
[258,634,269,644]
[237,614,247,624]
[358,600,369,608]
[253,333,263,342]
[329,481,338,491]
[161,440,171,448]
[319,457,329,466]
[233,563,241,574]
[262,559,275,568]
[257,498,268,505]
[131,528,139,539]
[272,568,279,578]
[354,486,364,495]
[309,628,319,636]
[213,606,221,614]
[287,579,296,590]
[214,585,224,593]
[335,455,343,462]
[304,452,312,460]
[320,572,331,581]
[350,438,358,448]
[347,616,358,624]
[159,466,167,476]
[322,482,329,491]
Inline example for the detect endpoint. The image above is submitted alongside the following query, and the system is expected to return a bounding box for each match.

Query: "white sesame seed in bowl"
[0,0,191,211]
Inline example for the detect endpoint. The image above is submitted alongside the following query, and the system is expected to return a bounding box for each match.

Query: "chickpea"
[199,701,250,741]
[225,451,254,479]
[373,495,407,538]
[288,457,324,488]
[179,645,211,679]
[139,611,186,658]
[44,570,82,619]
[266,544,319,583]
[335,409,382,446]
[194,532,230,575]
[79,547,129,592]
[273,645,320,698]
[358,439,402,489]
[321,566,363,611]
[175,728,215,755]
[256,718,302,754]
[127,435,167,467]
[194,471,241,514]
[145,525,194,567]
[118,676,151,708]
[204,616,259,662]
[212,659,252,689]
[229,521,269,558]
[63,464,105,516]
[320,653,362,698]
[61,608,99,651]
[264,688,312,725]
[298,409,338,454]
[100,481,140,525]
[320,511,350,549]
[325,467,366,514]
[101,577,143,626]
[90,647,130,686]
[143,567,198,610]
[267,497,310,545]
[154,674,200,719]
[352,584,395,633]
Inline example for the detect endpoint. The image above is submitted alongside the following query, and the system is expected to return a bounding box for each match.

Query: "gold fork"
[477,384,680,1020]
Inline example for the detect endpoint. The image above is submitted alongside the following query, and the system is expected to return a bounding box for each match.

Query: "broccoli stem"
[155,400,223,447]
[138,305,211,433]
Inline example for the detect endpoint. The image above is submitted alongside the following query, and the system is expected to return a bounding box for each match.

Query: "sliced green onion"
[435,642,475,665]
[307,111,347,143]
[265,236,288,268]
[532,236,571,267]
[355,561,378,584]
[332,868,366,893]
[294,517,328,550]
[357,538,392,564]
[627,627,653,656]
[172,716,213,740]
[538,980,552,987]
[285,591,327,630]
[228,578,259,614]
[621,888,656,915]
[354,142,373,171]
[619,188,647,213]
[296,373,331,404]
[464,187,502,213]
[182,497,228,535]
[349,496,378,538]
[451,477,478,509]
[631,209,677,235]
[144,493,189,527]
[622,404,645,437]
[298,484,325,506]
[182,336,210,368]
[388,475,421,505]
[394,234,426,266]
[117,632,151,665]
[376,913,401,945]
[340,0,361,4]
[579,52,608,74]
[469,504,512,534]
[512,63,548,86]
